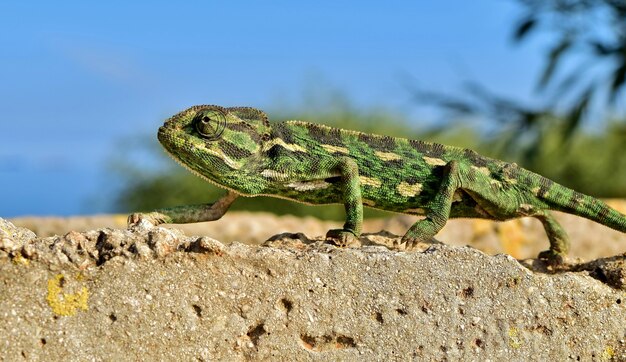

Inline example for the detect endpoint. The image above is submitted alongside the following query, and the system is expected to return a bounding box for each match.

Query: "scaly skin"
[128,105,626,263]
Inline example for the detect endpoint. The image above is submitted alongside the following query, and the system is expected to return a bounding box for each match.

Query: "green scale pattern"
[129,105,626,263]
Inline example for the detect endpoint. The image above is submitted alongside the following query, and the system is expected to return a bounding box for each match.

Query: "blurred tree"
[412,0,626,166]
[513,0,626,131]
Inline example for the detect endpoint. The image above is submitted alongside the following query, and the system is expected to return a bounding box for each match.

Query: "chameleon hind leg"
[396,161,461,249]
[534,210,570,263]
[460,187,570,263]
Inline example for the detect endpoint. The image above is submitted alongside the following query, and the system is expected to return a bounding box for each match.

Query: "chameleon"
[128,105,626,263]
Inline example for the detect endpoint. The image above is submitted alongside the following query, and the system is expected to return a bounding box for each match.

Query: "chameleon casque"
[128,105,626,262]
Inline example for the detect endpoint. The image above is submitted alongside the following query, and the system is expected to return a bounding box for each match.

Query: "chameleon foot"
[127,212,169,230]
[537,249,566,266]
[325,229,359,247]
[395,235,437,251]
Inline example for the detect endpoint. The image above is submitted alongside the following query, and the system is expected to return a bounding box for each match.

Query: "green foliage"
[519,121,626,197]
[512,0,626,130]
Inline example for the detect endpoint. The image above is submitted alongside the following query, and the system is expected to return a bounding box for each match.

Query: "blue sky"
[1,1,546,217]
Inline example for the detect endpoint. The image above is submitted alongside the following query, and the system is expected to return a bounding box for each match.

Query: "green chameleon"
[128,105,626,262]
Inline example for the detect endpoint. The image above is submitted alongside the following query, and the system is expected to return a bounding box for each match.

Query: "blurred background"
[2,0,626,219]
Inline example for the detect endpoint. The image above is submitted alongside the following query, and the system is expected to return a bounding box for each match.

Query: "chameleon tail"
[537,176,626,233]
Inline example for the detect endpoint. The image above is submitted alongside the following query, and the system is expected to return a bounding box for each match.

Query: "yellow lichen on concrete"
[12,254,30,266]
[46,274,89,316]
[508,327,522,349]
[601,346,615,360]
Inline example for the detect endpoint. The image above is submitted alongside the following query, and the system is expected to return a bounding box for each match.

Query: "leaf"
[538,38,572,89]
[564,87,592,139]
[413,90,478,115]
[589,40,614,56]
[609,62,626,104]
[513,16,537,42]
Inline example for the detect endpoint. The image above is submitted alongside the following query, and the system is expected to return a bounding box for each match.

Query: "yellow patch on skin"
[359,176,382,187]
[531,186,541,195]
[396,182,423,197]
[423,157,447,166]
[518,204,534,215]
[261,138,308,153]
[203,147,242,169]
[321,144,349,154]
[404,208,426,214]
[363,199,376,206]
[374,151,401,161]
[46,274,89,316]
[287,181,331,191]
[471,165,491,176]
[261,169,289,179]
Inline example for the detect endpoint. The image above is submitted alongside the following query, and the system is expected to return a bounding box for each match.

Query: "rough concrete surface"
[11,198,626,261]
[1,217,626,361]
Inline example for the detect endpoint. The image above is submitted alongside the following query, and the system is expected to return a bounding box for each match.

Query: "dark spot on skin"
[307,124,343,146]
[405,176,421,184]
[464,148,489,167]
[409,139,432,153]
[265,144,284,159]
[272,124,298,144]
[378,135,397,152]
[357,133,380,147]
[383,158,404,168]
[324,176,341,183]
[357,133,396,152]
[502,162,520,178]
[361,158,379,171]
[597,203,611,221]
[429,143,446,158]
[408,139,448,158]
[219,140,253,159]
[227,122,262,143]
[537,177,553,198]
[567,192,584,209]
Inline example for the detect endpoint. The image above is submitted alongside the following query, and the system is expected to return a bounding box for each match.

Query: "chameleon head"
[157,105,271,182]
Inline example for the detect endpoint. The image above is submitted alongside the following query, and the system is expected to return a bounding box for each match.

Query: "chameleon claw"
[325,229,360,247]
[399,234,422,249]
[537,249,566,266]
[127,212,167,230]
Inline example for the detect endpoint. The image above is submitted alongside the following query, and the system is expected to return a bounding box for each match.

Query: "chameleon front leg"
[127,190,239,227]
[396,161,461,249]
[325,157,363,247]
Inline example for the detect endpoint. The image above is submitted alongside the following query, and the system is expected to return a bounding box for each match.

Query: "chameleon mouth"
[157,126,169,144]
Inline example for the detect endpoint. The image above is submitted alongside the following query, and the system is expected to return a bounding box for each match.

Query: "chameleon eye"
[193,109,226,141]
